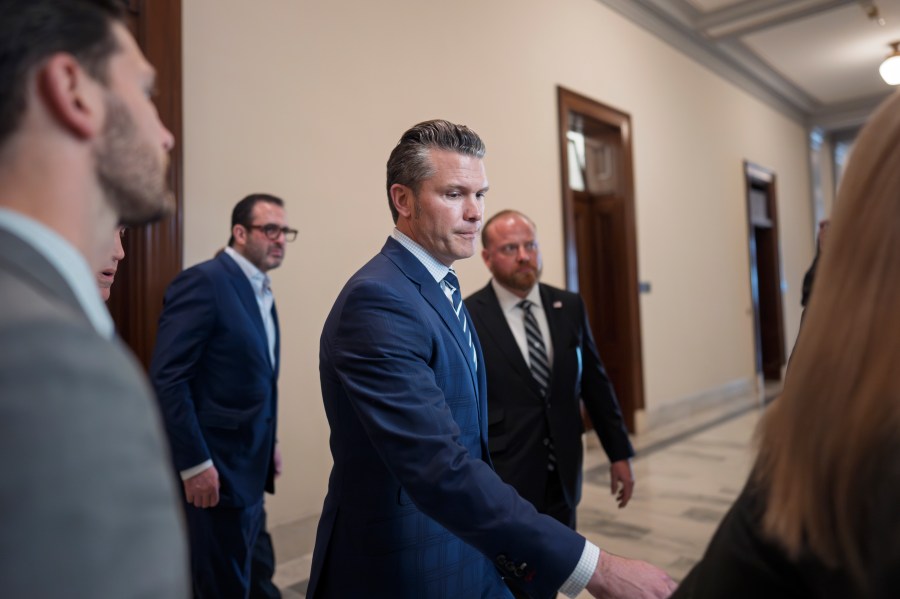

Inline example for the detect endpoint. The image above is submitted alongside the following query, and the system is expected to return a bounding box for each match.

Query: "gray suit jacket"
[0,229,189,598]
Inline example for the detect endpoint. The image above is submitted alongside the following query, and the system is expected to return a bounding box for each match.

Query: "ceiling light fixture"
[880,42,900,85]
[859,0,886,25]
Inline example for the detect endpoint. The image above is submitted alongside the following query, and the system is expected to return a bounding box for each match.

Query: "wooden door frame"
[744,161,785,380]
[557,86,645,426]
[108,0,183,369]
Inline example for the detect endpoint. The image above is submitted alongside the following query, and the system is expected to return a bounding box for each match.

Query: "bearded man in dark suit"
[466,210,634,536]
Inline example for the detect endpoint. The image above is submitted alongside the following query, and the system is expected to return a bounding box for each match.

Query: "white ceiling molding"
[698,0,855,39]
[596,0,893,131]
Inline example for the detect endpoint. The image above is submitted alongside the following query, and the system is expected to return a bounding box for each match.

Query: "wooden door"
[107,0,183,369]
[745,163,785,381]
[558,87,644,432]
[572,190,638,427]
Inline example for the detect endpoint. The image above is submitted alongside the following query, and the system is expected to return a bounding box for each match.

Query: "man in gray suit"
[0,1,189,596]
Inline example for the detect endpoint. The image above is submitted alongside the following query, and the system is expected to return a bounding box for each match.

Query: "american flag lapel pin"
[553,301,563,309]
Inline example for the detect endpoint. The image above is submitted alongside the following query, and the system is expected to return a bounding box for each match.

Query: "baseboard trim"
[636,377,760,434]
[270,512,320,564]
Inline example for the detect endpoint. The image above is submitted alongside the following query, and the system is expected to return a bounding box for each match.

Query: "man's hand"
[184,465,220,508]
[273,444,283,479]
[586,551,676,599]
[610,459,635,508]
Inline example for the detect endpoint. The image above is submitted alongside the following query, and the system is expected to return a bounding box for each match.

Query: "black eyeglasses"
[246,224,298,242]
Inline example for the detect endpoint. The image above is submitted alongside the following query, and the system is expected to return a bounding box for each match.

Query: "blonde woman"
[672,91,900,598]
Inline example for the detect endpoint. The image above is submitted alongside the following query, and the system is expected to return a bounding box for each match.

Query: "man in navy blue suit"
[308,120,674,599]
[151,193,296,598]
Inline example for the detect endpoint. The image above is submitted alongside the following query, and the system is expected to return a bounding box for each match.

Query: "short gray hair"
[385,119,486,223]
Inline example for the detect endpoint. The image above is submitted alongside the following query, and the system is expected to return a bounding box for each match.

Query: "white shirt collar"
[224,246,269,294]
[391,228,451,283]
[490,278,542,314]
[0,208,114,339]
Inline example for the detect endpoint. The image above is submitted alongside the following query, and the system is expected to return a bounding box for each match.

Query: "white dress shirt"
[490,278,554,367]
[224,246,276,368]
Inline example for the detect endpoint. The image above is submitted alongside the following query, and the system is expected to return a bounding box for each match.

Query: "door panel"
[559,87,644,432]
[107,0,183,369]
[745,164,785,382]
[574,190,633,429]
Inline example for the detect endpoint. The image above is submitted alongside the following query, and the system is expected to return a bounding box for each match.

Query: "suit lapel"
[471,284,536,387]
[381,238,480,394]
[0,229,88,324]
[468,311,491,458]
[540,284,574,394]
[218,253,272,368]
[272,301,280,375]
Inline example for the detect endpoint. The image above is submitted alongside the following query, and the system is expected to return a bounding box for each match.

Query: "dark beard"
[94,94,173,227]
[495,267,539,295]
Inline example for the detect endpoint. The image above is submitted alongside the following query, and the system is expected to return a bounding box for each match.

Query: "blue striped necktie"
[442,270,476,370]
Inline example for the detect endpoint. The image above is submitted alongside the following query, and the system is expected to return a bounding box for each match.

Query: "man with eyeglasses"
[465,210,634,595]
[151,193,296,598]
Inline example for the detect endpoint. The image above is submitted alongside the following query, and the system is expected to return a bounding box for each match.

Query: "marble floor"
[271,390,775,598]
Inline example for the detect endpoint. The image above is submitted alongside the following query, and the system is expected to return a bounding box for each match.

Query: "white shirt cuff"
[179,460,213,480]
[559,540,600,598]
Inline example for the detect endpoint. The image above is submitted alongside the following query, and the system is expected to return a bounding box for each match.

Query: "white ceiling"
[599,0,900,130]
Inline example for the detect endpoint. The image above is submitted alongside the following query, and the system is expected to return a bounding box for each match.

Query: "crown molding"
[596,0,877,129]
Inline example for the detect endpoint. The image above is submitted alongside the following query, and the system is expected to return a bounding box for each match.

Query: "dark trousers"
[186,498,265,599]
[250,507,281,598]
[542,470,576,530]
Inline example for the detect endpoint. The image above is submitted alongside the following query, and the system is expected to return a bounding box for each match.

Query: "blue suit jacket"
[308,238,585,599]
[150,252,279,507]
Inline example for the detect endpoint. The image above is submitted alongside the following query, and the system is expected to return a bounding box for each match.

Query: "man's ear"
[232,224,247,247]
[37,53,104,139]
[390,183,413,219]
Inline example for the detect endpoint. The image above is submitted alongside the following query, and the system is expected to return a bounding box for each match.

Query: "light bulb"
[880,42,900,85]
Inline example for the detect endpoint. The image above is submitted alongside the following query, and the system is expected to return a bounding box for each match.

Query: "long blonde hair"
[756,90,900,586]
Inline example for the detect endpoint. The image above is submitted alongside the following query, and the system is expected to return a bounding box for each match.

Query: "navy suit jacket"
[150,252,279,507]
[465,282,633,513]
[308,238,585,599]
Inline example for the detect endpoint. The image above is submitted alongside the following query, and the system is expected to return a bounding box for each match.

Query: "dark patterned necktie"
[519,299,556,471]
[443,270,476,369]
[518,299,550,393]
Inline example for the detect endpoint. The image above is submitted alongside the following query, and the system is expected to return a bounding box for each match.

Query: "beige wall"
[183,0,814,526]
